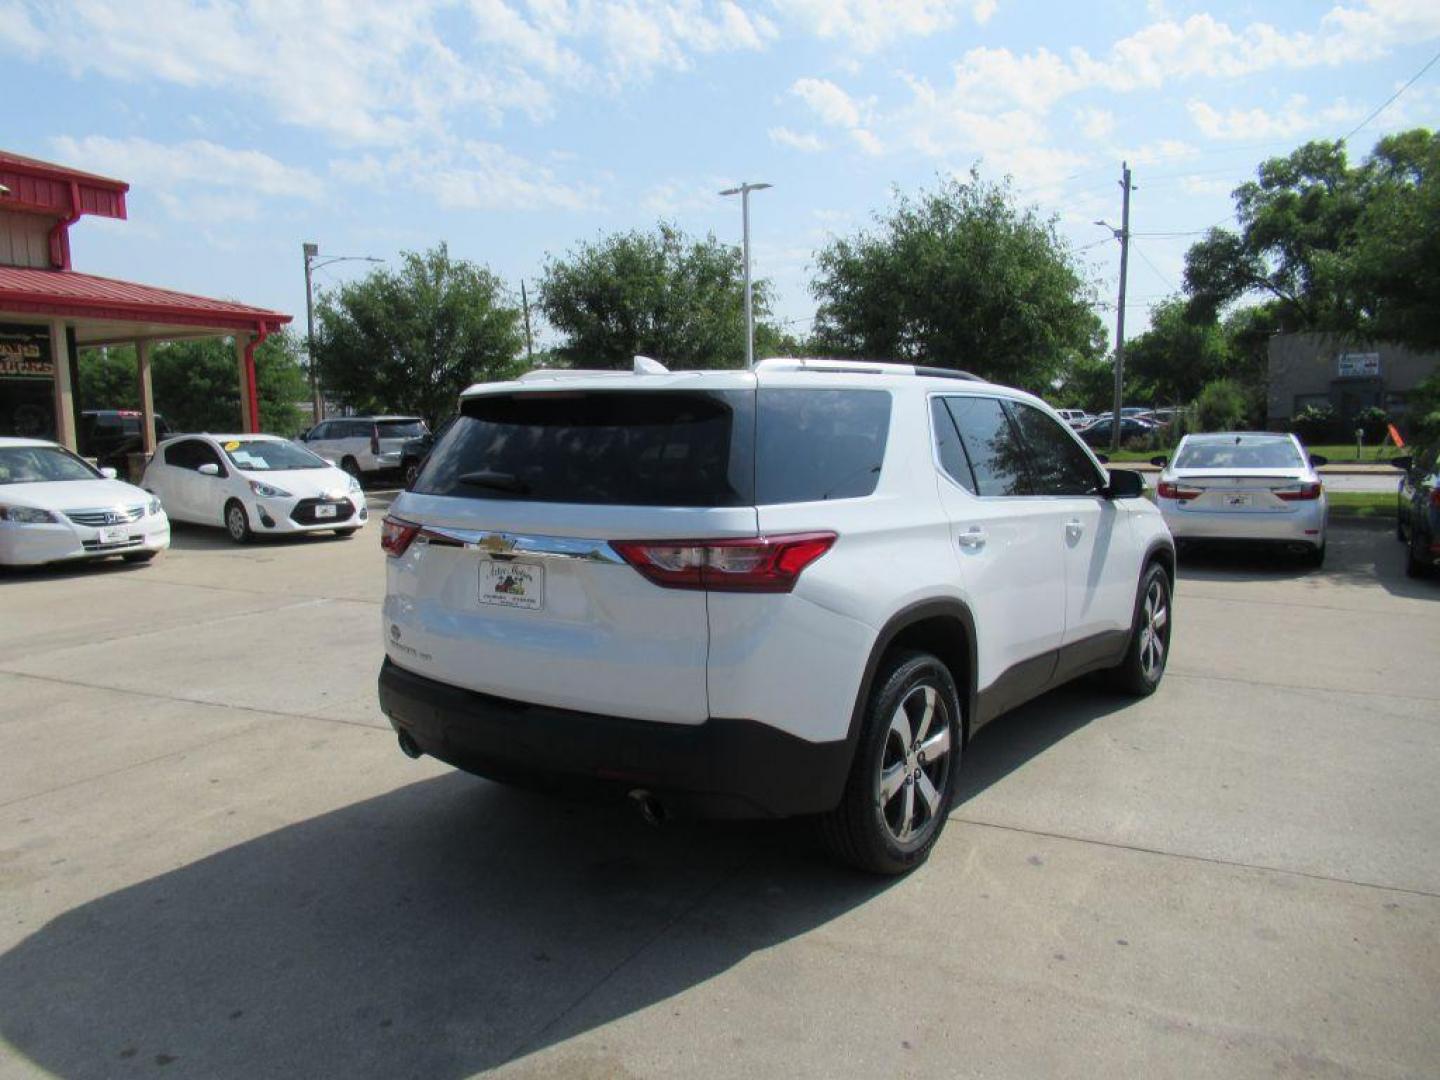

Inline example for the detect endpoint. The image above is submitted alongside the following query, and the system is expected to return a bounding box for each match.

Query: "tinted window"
[931,396,975,494]
[756,389,891,503]
[945,396,1032,497]
[376,419,427,439]
[417,391,755,507]
[1009,402,1103,495]
[164,439,205,469]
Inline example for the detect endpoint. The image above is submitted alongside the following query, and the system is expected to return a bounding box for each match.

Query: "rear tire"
[819,650,962,876]
[224,500,252,544]
[1306,542,1326,568]
[404,461,421,488]
[1406,529,1430,578]
[1109,562,1171,696]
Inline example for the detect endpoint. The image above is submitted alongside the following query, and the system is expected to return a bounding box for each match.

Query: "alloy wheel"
[876,684,953,846]
[1137,577,1169,679]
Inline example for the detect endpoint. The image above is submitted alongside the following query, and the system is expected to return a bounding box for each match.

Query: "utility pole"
[719,181,772,370]
[303,242,321,422]
[520,279,535,365]
[1111,163,1133,453]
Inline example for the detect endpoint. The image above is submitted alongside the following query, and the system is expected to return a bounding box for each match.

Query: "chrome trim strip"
[416,527,625,564]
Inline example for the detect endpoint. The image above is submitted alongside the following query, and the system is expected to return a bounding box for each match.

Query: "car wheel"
[1306,541,1326,568]
[404,461,421,488]
[819,650,961,876]
[224,500,252,544]
[341,457,363,484]
[122,550,157,564]
[1406,528,1430,578]
[1110,562,1171,696]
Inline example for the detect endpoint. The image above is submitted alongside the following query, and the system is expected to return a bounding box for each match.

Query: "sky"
[5,0,1440,357]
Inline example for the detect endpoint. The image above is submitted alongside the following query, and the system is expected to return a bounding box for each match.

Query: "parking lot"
[1,509,1437,1078]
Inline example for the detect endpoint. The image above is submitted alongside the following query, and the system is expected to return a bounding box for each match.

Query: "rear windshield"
[413,387,893,506]
[1174,438,1304,470]
[376,420,427,439]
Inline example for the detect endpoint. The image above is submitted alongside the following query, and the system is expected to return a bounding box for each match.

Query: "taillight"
[1156,481,1201,501]
[370,425,381,455]
[380,515,420,557]
[612,533,837,593]
[1274,481,1323,502]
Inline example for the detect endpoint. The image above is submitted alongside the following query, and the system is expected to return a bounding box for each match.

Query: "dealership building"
[0,150,291,456]
[1267,332,1438,432]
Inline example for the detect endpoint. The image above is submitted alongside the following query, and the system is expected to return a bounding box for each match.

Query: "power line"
[1342,48,1440,143]
[1130,242,1177,292]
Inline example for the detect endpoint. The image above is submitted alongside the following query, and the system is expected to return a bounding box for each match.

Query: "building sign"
[1337,352,1380,378]
[0,323,53,379]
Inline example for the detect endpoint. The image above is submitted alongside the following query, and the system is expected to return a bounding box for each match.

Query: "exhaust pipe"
[628,789,667,827]
[397,731,423,759]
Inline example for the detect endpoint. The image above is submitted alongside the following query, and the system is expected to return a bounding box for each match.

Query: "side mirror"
[1309,454,1328,467]
[1389,455,1413,471]
[1149,456,1168,468]
[100,466,119,480]
[198,463,220,477]
[1104,468,1146,500]
[298,427,311,441]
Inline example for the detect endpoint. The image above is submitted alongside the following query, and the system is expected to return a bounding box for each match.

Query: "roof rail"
[755,357,985,382]
[913,365,983,382]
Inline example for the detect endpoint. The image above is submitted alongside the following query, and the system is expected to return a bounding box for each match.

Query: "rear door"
[385,382,757,724]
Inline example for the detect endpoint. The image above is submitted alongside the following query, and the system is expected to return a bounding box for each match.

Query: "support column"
[234,335,254,432]
[50,319,76,451]
[137,339,157,454]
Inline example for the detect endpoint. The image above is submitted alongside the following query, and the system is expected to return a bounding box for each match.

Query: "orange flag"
[1387,423,1405,448]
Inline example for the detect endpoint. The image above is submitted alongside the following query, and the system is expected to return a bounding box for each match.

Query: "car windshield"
[222,440,330,471]
[0,446,100,484]
[1174,437,1305,469]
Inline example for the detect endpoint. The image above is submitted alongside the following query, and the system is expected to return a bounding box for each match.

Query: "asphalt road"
[1,517,1437,1078]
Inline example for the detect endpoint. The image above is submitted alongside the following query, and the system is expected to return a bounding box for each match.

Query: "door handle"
[957,527,988,549]
[1065,518,1084,540]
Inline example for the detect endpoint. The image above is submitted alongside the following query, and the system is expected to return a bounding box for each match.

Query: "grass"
[1325,491,1399,519]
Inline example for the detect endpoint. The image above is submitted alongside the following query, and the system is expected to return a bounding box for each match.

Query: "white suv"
[377,359,1175,874]
[302,416,428,480]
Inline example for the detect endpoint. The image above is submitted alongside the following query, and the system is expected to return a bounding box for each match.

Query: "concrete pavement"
[0,517,1437,1078]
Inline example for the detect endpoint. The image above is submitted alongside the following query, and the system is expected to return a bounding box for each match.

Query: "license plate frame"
[315,504,339,519]
[99,525,130,545]
[479,559,544,611]
[1225,493,1253,508]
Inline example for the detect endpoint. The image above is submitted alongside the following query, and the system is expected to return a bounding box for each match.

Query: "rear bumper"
[377,657,852,819]
[1159,500,1325,544]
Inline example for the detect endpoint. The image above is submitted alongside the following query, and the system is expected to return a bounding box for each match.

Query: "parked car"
[1078,415,1158,446]
[78,409,174,474]
[399,416,455,488]
[0,436,169,566]
[1151,432,1327,565]
[142,433,367,544]
[377,358,1173,875]
[1055,408,1090,430]
[301,416,428,481]
[1392,443,1439,578]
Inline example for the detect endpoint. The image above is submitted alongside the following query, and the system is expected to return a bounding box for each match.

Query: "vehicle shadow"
[164,521,361,552]
[0,555,154,582]
[0,775,890,1079]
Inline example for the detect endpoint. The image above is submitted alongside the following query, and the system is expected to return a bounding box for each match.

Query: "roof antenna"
[634,355,668,374]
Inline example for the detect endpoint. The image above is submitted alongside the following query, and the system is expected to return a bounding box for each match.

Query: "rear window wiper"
[457,470,531,495]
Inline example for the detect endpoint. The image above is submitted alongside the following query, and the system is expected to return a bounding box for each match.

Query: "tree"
[77,332,308,436]
[1122,297,1233,405]
[1192,378,1252,431]
[1183,129,1440,352]
[809,173,1104,391]
[538,224,771,370]
[313,244,524,424]
[1052,352,1114,412]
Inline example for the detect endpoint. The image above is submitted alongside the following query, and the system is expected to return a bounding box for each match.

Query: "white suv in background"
[377,359,1175,874]
[302,416,428,480]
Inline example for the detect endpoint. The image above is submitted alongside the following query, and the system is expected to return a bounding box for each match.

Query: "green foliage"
[1192,378,1251,432]
[1406,370,1440,446]
[314,244,524,424]
[1123,297,1234,404]
[77,332,307,436]
[1052,353,1114,412]
[1291,402,1338,444]
[1354,405,1390,443]
[537,224,768,370]
[809,173,1104,391]
[1183,129,1440,353]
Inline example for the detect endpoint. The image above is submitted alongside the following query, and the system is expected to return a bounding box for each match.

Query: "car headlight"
[148,497,163,516]
[248,480,292,499]
[0,505,58,524]
[347,474,363,494]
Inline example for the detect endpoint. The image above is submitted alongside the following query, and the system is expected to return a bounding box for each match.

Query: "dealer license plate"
[1225,493,1252,508]
[315,504,338,519]
[99,526,130,545]
[479,559,544,610]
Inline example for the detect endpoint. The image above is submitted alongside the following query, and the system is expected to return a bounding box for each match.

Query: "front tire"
[820,650,962,876]
[1110,562,1172,696]
[224,500,252,544]
[341,457,363,484]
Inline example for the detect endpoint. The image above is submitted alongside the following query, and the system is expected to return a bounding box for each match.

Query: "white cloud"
[769,127,826,152]
[1075,107,1116,140]
[48,135,321,200]
[639,176,734,216]
[333,142,598,213]
[1187,95,1363,140]
[779,0,999,53]
[792,77,865,128]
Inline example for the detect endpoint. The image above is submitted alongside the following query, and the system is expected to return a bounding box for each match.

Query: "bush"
[1355,405,1390,443]
[1292,403,1338,444]
[1192,378,1249,432]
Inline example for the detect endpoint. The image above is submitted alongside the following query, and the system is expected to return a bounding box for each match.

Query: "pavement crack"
[951,817,1440,899]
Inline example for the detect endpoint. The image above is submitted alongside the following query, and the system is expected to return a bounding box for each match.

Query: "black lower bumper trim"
[378,658,851,819]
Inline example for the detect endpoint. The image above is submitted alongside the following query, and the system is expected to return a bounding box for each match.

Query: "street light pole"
[719,181,772,370]
[302,244,383,424]
[1095,161,1134,454]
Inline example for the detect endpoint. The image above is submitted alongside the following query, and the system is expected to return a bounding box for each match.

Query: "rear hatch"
[374,419,427,462]
[1164,468,1320,513]
[382,376,757,724]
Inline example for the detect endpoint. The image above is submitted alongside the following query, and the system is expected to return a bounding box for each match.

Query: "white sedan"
[142,433,368,543]
[0,436,170,567]
[1152,432,1328,565]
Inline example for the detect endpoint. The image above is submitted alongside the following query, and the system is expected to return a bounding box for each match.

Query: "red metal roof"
[0,151,128,193]
[0,151,128,222]
[0,266,291,333]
